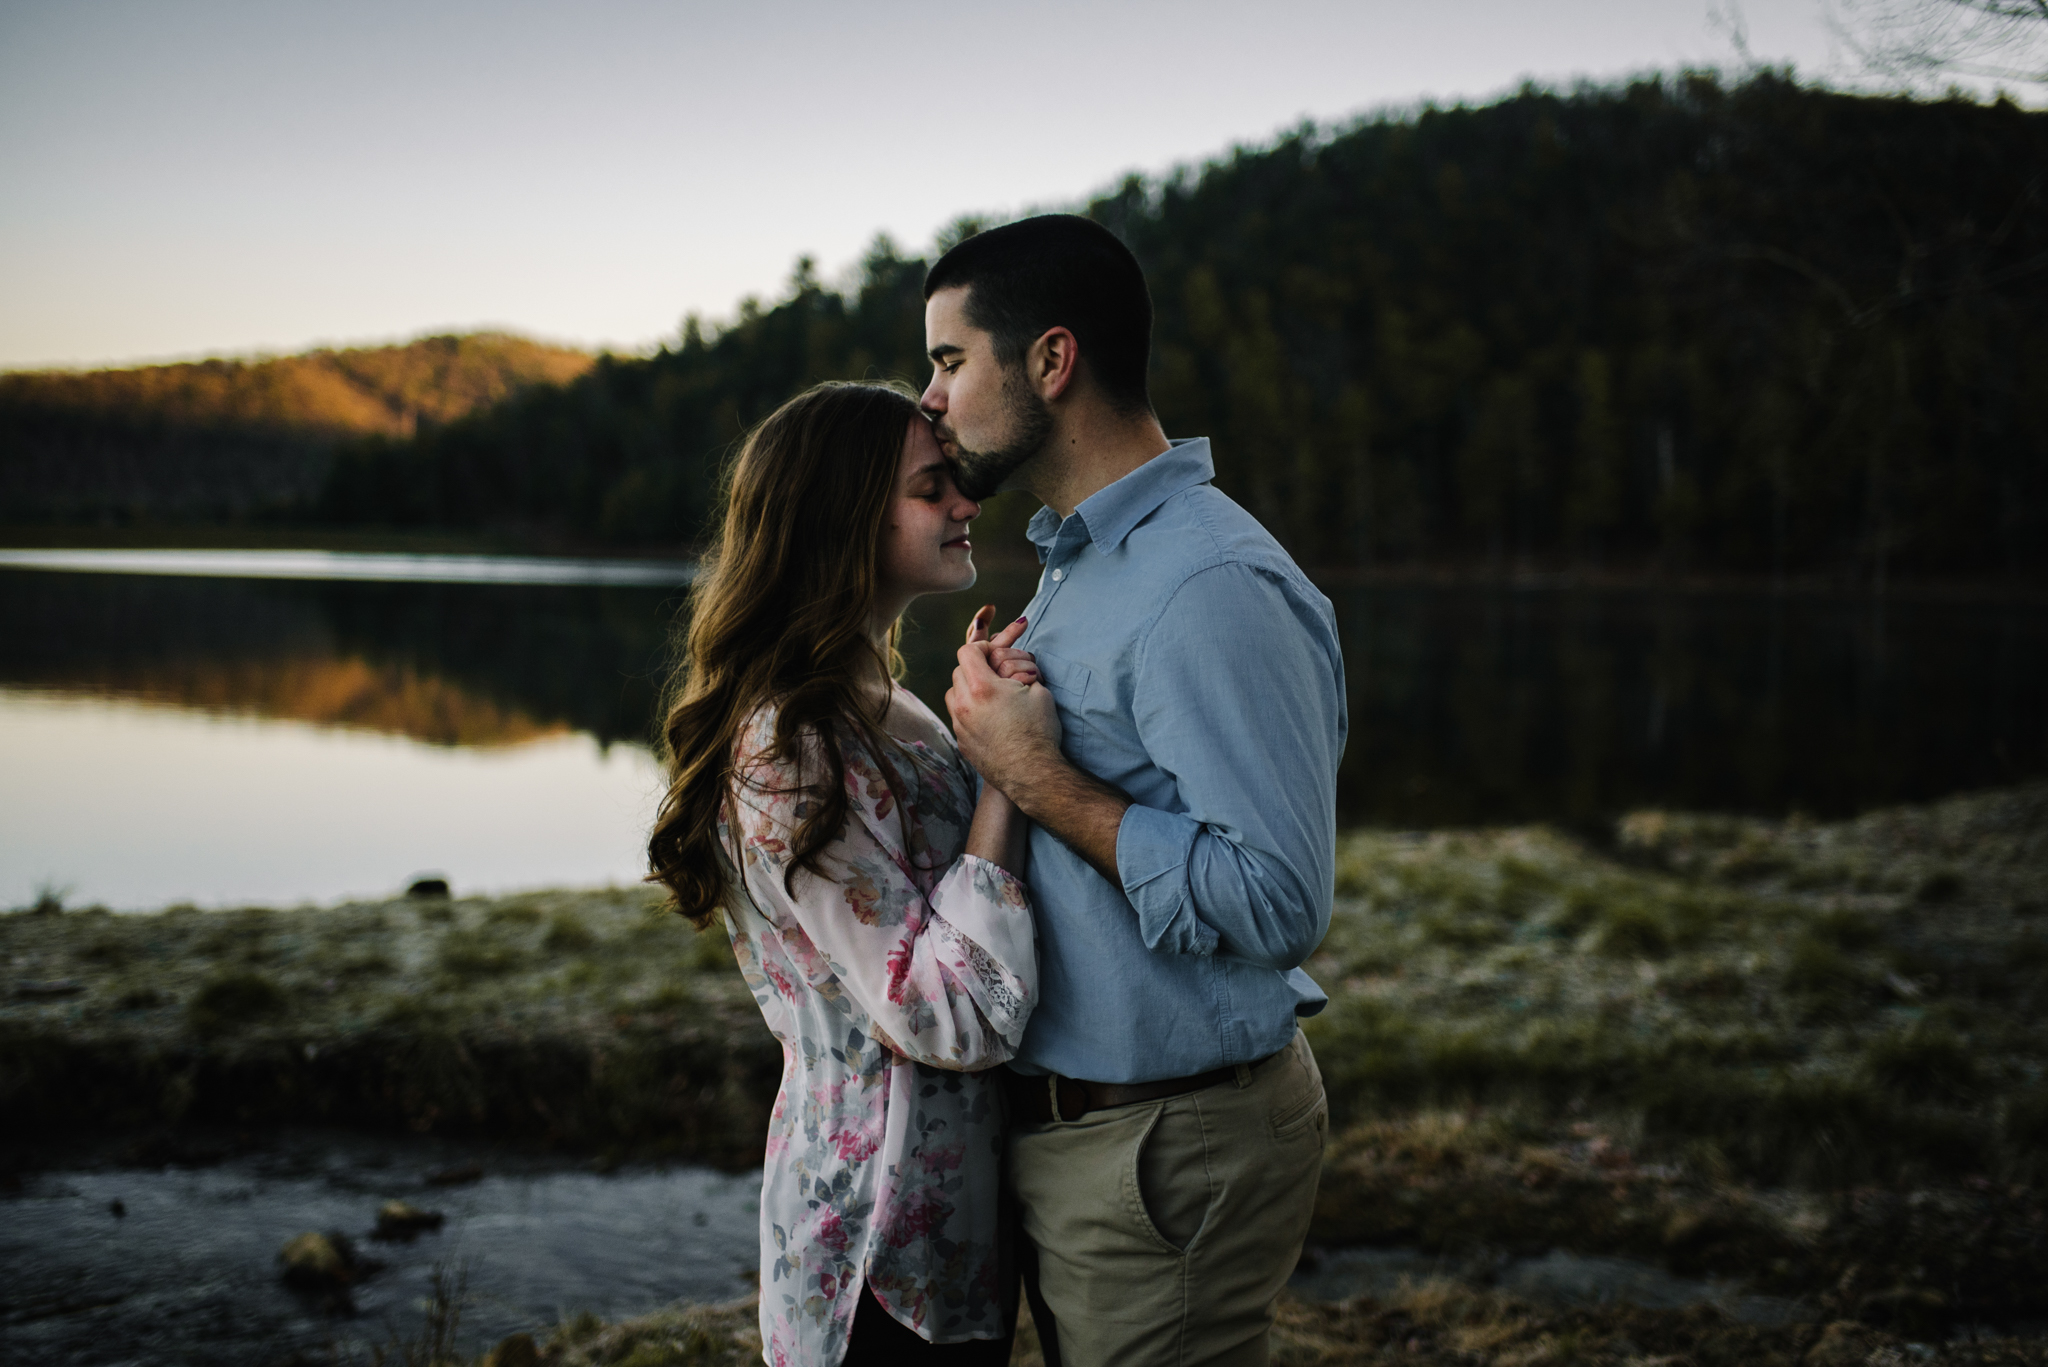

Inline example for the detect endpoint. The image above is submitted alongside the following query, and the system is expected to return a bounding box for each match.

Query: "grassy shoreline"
[518,1285,2048,1367]
[0,885,779,1166]
[7,782,2046,1355]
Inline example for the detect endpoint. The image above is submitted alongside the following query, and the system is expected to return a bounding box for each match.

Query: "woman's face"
[878,415,981,608]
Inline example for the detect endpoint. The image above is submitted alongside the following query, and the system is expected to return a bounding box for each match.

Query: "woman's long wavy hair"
[648,381,925,929]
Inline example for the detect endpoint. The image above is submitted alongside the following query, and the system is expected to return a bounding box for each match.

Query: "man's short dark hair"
[924,215,1153,414]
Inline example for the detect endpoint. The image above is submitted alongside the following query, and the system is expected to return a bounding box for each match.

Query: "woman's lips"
[943,537,972,550]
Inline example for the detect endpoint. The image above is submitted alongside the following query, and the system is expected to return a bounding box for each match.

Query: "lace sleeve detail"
[929,915,1031,1042]
[922,854,1035,1043]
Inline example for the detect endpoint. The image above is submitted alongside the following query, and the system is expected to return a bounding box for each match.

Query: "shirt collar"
[1024,437,1214,558]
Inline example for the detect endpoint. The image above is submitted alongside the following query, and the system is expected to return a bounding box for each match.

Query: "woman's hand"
[953,607,1127,889]
[964,604,1039,685]
[958,604,1059,771]
[960,605,1041,876]
[949,608,1063,791]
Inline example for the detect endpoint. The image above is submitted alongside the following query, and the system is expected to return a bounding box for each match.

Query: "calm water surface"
[3,551,2043,910]
[0,1129,760,1366]
[1,1131,1809,1366]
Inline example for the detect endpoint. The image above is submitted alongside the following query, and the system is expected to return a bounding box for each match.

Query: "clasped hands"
[944,605,1062,799]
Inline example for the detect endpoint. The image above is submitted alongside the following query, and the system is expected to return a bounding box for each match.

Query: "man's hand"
[947,609,1061,794]
[947,609,1132,887]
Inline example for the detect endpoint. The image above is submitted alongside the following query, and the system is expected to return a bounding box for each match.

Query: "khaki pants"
[1008,1030,1327,1367]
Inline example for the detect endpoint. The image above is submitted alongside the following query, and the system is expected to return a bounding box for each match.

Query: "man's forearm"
[998,747,1130,887]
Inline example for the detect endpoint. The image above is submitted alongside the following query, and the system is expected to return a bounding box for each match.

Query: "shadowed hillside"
[0,333,592,523]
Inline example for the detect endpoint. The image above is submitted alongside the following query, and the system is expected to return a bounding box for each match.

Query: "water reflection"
[1,692,662,910]
[2,560,2043,909]
[0,568,676,748]
[907,571,2048,829]
[1323,585,2047,827]
[0,547,692,585]
[1,557,684,908]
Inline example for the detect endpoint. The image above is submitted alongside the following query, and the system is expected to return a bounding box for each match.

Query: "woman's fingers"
[989,645,1038,683]
[988,615,1028,650]
[964,604,995,645]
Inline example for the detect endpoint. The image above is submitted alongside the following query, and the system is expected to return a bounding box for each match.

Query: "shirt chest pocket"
[1029,649,1145,778]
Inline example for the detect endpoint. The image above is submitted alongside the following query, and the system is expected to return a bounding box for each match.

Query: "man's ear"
[1027,327,1080,403]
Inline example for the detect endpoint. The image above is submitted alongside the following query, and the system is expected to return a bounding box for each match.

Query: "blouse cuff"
[930,855,1036,1040]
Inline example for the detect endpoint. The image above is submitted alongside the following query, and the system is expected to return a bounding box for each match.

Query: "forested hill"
[0,333,591,522]
[324,75,2048,583]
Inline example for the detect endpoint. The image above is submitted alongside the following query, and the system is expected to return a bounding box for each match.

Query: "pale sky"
[1,0,1858,371]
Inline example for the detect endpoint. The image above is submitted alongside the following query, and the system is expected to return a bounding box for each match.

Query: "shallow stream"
[2,1127,1821,1366]
[1,1129,761,1365]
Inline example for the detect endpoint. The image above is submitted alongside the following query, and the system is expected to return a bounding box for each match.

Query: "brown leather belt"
[1003,1050,1281,1126]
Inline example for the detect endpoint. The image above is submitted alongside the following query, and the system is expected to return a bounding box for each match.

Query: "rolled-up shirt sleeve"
[1115,562,1345,969]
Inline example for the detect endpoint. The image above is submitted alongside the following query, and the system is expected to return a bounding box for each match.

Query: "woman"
[647,381,1050,1367]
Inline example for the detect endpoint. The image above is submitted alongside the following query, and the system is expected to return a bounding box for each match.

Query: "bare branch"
[1830,0,2048,88]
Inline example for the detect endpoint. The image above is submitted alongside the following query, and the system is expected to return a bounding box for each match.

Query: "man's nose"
[919,374,946,414]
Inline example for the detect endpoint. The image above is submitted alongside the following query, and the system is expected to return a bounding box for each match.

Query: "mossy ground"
[465,1286,2048,1366]
[8,782,2048,1360]
[1310,784,2048,1188]
[0,885,776,1165]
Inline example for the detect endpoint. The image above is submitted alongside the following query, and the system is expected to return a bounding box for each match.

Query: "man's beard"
[945,375,1054,501]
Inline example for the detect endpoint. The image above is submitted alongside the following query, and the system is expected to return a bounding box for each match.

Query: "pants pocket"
[1267,1036,1328,1141]
[1130,1100,1211,1254]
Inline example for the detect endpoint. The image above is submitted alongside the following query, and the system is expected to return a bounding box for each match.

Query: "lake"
[3,550,2043,911]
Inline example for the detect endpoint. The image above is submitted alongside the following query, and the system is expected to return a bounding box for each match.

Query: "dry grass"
[1305,782,2048,1188]
[526,1299,761,1366]
[449,1286,2048,1367]
[1264,1282,2048,1366]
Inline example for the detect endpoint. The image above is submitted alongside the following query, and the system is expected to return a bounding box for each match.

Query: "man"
[933,215,1347,1366]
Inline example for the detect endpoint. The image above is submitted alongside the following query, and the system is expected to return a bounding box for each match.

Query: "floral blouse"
[720,690,1037,1367]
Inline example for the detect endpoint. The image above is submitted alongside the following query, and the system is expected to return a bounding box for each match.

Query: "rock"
[1916,869,1964,903]
[1804,1320,1894,1366]
[426,1161,483,1186]
[278,1230,372,1290]
[407,877,451,898]
[15,979,86,999]
[482,1333,540,1367]
[186,971,287,1036]
[373,1199,445,1240]
[119,1133,227,1168]
[1856,1284,1949,1340]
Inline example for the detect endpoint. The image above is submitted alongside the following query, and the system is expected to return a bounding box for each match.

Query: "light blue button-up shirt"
[1007,437,1347,1083]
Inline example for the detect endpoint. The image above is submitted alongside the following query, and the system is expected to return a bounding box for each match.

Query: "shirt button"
[1050,568,1065,581]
